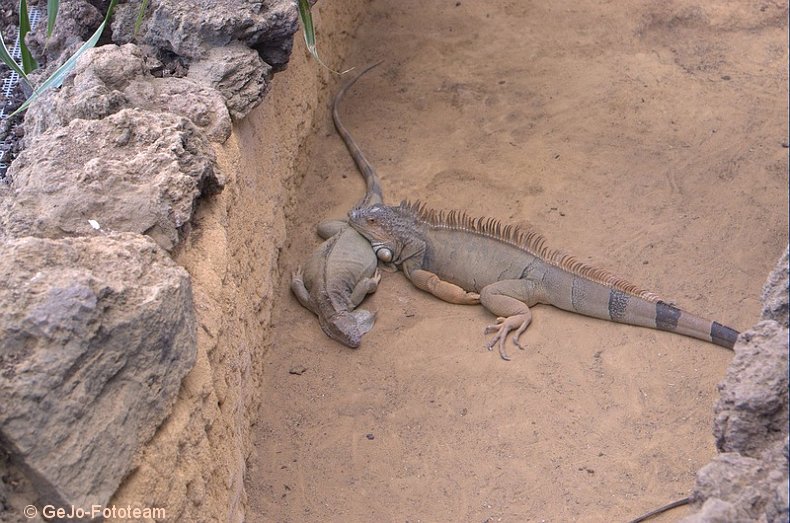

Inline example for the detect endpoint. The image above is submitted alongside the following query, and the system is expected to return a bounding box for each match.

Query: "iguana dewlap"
[348,201,740,359]
[290,62,389,348]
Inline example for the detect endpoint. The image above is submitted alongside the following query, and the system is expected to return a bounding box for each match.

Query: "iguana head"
[348,203,417,265]
[320,309,375,348]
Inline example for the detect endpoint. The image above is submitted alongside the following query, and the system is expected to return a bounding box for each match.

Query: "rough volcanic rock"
[186,43,273,120]
[24,43,231,142]
[761,246,789,328]
[112,0,298,68]
[26,0,103,66]
[1,108,221,251]
[682,248,790,523]
[714,320,789,456]
[112,0,298,119]
[684,441,789,523]
[0,233,196,512]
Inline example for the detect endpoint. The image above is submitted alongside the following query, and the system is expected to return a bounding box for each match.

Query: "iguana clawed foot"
[484,313,532,361]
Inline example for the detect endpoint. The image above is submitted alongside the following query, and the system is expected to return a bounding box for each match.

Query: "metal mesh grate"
[0,6,42,179]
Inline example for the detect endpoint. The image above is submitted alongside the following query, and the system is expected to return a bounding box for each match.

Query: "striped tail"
[555,276,740,349]
[332,61,384,208]
[588,287,739,349]
[652,299,739,349]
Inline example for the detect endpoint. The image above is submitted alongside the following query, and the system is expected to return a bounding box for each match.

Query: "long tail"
[332,61,384,208]
[554,274,740,349]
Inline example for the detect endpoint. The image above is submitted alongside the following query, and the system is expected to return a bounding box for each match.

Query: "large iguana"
[290,62,391,348]
[348,201,740,359]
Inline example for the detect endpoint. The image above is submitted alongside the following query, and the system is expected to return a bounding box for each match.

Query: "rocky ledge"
[1,0,298,520]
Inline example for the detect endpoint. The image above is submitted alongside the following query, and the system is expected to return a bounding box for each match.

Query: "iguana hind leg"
[480,279,539,360]
[291,266,317,314]
[409,269,480,305]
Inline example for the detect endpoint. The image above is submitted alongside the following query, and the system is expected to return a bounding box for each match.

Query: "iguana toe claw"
[292,265,304,281]
[511,322,530,350]
[483,313,532,360]
[483,317,506,334]
[484,324,512,361]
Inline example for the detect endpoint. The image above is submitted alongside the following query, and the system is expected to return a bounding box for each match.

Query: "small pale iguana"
[348,201,740,360]
[290,62,392,348]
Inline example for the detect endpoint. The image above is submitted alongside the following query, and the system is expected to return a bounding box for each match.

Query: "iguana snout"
[319,309,376,349]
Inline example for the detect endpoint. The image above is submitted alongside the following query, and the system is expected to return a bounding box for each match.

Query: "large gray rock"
[714,320,789,456]
[684,441,789,523]
[112,0,298,119]
[761,246,789,328]
[1,108,221,251]
[112,0,298,68]
[186,43,273,120]
[0,234,196,512]
[26,0,103,66]
[683,248,790,522]
[24,44,232,142]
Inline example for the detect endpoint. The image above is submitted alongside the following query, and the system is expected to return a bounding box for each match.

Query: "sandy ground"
[247,1,788,521]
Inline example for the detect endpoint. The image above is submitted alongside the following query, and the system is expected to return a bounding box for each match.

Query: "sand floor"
[247,1,788,521]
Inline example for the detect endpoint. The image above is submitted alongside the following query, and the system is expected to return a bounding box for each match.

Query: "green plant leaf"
[19,0,38,74]
[296,0,347,74]
[296,0,316,57]
[12,0,119,116]
[0,31,30,87]
[134,0,150,35]
[47,0,59,37]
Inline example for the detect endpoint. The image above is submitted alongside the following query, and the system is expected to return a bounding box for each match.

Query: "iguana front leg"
[479,279,540,360]
[408,269,480,305]
[349,268,382,306]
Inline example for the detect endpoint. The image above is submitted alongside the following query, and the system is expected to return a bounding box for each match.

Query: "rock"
[684,442,789,522]
[761,247,789,328]
[1,108,221,251]
[24,44,231,142]
[714,320,789,456]
[0,447,39,523]
[26,0,103,65]
[124,75,232,141]
[682,497,740,523]
[187,44,273,120]
[112,0,298,119]
[682,249,790,523]
[112,0,298,69]
[0,234,196,512]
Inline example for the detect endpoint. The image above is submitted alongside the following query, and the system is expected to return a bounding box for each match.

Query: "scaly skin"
[290,62,390,348]
[349,201,740,360]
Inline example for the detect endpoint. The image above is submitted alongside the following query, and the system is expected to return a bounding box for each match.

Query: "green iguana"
[290,62,392,348]
[348,201,740,360]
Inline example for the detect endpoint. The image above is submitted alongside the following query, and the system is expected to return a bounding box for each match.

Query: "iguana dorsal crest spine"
[400,200,663,303]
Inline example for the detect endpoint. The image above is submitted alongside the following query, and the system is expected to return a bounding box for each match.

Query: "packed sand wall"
[1,1,369,520]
